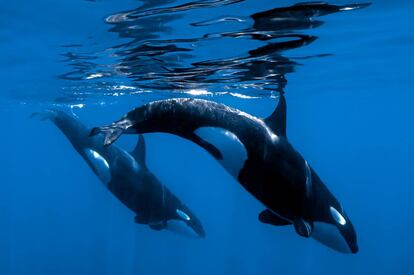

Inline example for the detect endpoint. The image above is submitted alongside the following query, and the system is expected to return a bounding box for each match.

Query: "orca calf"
[35,110,205,237]
[90,94,358,253]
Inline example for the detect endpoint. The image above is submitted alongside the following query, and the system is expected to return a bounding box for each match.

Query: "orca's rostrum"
[91,94,358,253]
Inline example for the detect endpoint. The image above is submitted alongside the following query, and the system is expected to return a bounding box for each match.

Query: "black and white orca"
[34,110,205,237]
[90,94,358,253]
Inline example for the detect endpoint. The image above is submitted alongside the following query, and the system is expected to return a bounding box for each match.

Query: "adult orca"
[34,110,205,237]
[90,94,358,253]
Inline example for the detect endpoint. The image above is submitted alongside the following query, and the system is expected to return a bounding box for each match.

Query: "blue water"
[1,0,413,274]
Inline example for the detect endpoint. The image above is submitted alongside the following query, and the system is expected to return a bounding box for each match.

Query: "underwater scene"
[1,0,413,274]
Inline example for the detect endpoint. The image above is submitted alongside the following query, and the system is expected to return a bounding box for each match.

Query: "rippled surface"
[58,1,369,102]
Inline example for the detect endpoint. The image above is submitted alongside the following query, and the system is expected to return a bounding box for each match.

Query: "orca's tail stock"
[30,110,57,121]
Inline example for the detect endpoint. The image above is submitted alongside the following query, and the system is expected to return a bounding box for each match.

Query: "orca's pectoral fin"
[90,124,124,146]
[149,221,167,231]
[293,218,312,238]
[258,210,291,226]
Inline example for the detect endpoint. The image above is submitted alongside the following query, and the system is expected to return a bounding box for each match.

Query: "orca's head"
[308,172,358,254]
[173,206,206,238]
[311,204,358,254]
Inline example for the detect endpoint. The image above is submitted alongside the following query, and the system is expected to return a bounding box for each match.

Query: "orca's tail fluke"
[31,110,90,139]
[89,124,125,146]
[175,206,206,238]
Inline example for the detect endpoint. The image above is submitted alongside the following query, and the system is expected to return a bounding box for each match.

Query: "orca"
[90,94,358,253]
[34,110,205,237]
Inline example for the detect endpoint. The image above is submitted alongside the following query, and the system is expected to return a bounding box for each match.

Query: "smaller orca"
[33,110,205,237]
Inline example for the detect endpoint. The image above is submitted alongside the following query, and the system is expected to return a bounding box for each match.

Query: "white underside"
[194,127,248,178]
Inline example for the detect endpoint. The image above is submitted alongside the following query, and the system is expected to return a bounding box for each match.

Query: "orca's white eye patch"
[330,206,346,226]
[176,209,191,221]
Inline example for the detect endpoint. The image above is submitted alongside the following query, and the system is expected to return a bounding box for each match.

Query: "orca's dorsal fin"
[264,93,287,137]
[131,135,147,169]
